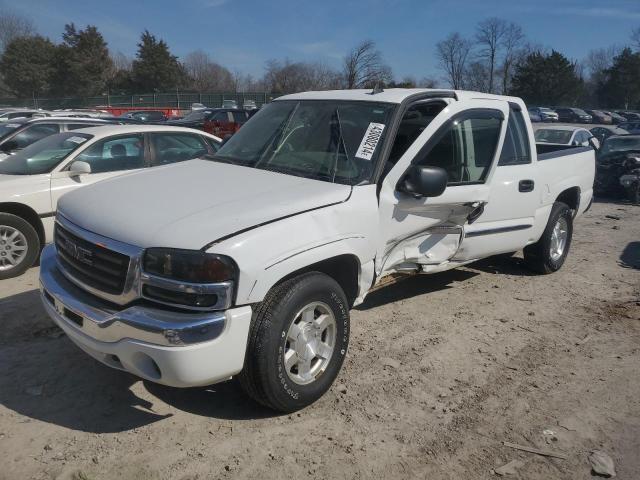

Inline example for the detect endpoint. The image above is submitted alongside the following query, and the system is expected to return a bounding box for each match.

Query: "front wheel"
[523,202,573,274]
[238,272,350,412]
[0,213,40,280]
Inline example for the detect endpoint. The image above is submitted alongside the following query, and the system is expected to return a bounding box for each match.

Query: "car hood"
[58,159,352,249]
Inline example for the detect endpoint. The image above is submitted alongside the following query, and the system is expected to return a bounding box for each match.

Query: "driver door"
[377,99,509,276]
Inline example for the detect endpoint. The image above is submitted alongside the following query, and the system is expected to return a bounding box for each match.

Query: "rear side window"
[498,108,531,165]
[232,111,248,123]
[150,132,209,166]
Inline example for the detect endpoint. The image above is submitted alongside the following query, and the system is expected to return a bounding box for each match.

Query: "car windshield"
[181,111,209,121]
[535,129,573,144]
[0,132,92,175]
[539,108,554,113]
[574,109,588,115]
[207,100,396,185]
[0,122,23,138]
[600,137,640,156]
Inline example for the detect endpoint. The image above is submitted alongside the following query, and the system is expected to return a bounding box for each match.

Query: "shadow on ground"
[620,241,640,269]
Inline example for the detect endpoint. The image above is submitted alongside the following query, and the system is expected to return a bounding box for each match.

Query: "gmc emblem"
[64,239,93,266]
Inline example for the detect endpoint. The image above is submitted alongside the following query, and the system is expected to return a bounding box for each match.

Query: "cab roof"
[276,88,523,105]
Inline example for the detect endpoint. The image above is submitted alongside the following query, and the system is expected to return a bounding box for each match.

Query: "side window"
[151,133,208,166]
[204,136,220,152]
[12,124,60,149]
[498,108,531,165]
[416,114,502,184]
[232,111,248,123]
[75,134,144,173]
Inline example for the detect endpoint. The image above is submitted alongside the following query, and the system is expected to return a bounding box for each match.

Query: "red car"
[203,109,250,139]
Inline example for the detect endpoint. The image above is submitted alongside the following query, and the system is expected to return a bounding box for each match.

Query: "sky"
[5,0,640,81]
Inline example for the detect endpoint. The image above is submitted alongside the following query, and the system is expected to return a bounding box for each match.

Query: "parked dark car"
[585,110,612,125]
[618,122,640,134]
[164,108,217,130]
[602,111,627,125]
[591,126,629,144]
[203,109,251,138]
[528,109,541,123]
[528,107,558,122]
[554,107,592,123]
[118,110,167,122]
[616,111,640,121]
[595,134,640,199]
[0,117,139,157]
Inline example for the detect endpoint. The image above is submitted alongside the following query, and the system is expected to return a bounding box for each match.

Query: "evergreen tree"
[597,48,640,109]
[509,50,582,105]
[52,24,113,96]
[0,35,56,97]
[131,30,185,92]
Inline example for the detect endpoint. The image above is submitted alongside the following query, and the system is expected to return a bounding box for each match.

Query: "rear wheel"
[238,272,350,412]
[0,213,40,280]
[523,202,573,274]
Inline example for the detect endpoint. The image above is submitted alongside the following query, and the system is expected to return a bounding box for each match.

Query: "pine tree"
[597,48,640,109]
[131,30,186,92]
[0,35,56,97]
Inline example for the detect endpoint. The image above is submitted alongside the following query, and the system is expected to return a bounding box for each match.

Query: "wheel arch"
[555,186,581,216]
[0,202,45,246]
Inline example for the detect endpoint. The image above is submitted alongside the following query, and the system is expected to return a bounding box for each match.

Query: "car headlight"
[142,248,238,310]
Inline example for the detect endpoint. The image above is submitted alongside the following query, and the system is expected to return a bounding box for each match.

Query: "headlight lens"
[143,248,237,283]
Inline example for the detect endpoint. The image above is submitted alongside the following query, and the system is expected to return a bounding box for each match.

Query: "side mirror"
[398,165,448,198]
[69,160,91,177]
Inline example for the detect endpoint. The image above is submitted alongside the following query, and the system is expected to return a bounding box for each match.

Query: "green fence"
[0,92,281,110]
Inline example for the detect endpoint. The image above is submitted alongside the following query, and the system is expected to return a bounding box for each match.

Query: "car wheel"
[238,272,350,412]
[523,202,573,274]
[0,213,40,280]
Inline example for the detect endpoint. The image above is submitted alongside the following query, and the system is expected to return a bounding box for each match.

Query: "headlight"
[143,248,237,283]
[142,248,238,310]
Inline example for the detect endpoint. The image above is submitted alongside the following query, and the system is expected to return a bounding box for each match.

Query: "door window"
[11,124,60,149]
[74,134,145,173]
[415,114,502,184]
[150,132,209,165]
[498,109,531,165]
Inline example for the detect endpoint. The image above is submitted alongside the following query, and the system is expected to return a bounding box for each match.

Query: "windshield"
[600,137,640,156]
[535,129,573,144]
[209,100,395,185]
[0,122,23,138]
[0,132,92,175]
[539,108,554,113]
[574,109,588,116]
[181,111,210,121]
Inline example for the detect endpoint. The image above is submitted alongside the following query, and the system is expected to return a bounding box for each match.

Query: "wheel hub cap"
[549,217,568,262]
[284,302,336,385]
[0,226,28,271]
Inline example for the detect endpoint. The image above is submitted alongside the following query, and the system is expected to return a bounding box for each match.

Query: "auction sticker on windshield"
[67,136,88,144]
[355,122,385,161]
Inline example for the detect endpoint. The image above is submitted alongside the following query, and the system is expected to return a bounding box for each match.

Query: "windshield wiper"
[331,108,355,183]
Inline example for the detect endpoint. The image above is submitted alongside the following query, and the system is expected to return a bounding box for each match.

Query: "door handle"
[519,179,534,192]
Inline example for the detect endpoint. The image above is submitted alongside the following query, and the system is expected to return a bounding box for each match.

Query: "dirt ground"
[0,200,638,480]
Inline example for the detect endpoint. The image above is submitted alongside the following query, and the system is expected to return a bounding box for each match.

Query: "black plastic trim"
[537,145,591,161]
[465,224,532,238]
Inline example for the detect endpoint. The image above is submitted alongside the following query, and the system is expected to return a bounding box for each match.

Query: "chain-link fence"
[0,92,281,110]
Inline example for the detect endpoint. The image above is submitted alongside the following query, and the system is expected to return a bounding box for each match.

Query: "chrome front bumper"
[39,243,226,347]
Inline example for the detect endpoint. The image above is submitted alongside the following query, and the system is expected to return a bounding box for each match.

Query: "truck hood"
[58,159,352,249]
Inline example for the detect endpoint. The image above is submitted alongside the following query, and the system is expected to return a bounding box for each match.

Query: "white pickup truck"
[39,89,595,412]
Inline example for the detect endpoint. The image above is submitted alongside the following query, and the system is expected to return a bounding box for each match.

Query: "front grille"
[54,223,130,295]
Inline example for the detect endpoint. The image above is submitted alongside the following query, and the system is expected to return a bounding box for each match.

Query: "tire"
[523,202,573,274]
[0,213,40,280]
[238,272,350,412]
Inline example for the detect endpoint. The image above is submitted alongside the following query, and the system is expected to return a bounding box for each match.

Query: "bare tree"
[0,7,34,53]
[111,51,132,71]
[183,50,234,92]
[500,23,526,94]
[436,33,472,90]
[263,59,342,93]
[475,17,508,93]
[464,61,491,92]
[342,40,392,89]
[585,46,622,83]
[418,76,439,88]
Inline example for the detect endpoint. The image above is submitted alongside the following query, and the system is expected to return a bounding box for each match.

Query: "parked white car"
[534,125,599,148]
[0,125,221,278]
[40,89,595,412]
